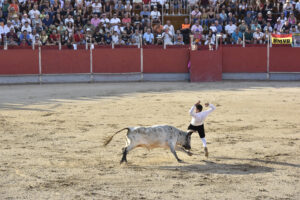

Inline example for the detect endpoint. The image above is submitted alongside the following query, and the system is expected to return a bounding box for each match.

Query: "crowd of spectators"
[0,0,299,47]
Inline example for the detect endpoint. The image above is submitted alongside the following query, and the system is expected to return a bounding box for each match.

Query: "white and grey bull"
[103,125,193,163]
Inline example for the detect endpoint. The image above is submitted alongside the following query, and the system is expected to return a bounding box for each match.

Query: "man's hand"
[195,100,201,105]
[205,103,209,107]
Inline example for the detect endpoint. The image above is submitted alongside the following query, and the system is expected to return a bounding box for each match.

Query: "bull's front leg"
[176,146,193,156]
[169,142,183,163]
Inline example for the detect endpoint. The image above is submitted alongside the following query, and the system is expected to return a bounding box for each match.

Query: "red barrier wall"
[93,48,140,73]
[42,49,90,74]
[222,47,267,73]
[0,49,39,75]
[190,50,222,82]
[270,48,300,72]
[143,48,189,73]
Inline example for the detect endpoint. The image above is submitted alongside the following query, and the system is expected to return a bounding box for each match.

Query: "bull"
[103,125,193,164]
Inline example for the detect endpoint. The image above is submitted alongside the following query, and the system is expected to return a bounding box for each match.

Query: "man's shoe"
[204,147,208,158]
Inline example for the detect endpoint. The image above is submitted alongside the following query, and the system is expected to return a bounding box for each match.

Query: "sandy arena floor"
[0,81,299,200]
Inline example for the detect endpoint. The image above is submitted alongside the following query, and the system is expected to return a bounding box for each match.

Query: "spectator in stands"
[150,6,161,22]
[4,20,14,35]
[191,6,201,23]
[225,20,236,36]
[191,20,203,34]
[42,14,53,28]
[122,12,131,24]
[29,4,40,20]
[133,0,143,11]
[278,12,287,25]
[274,19,283,33]
[112,30,120,44]
[115,1,125,17]
[73,29,84,44]
[125,2,132,14]
[231,28,242,44]
[296,1,300,16]
[40,30,48,45]
[131,29,141,45]
[153,20,164,36]
[265,11,275,27]
[21,20,32,33]
[264,22,273,33]
[92,0,102,16]
[244,12,252,27]
[91,14,101,28]
[49,29,60,45]
[162,27,173,45]
[219,9,227,24]
[100,13,110,27]
[253,28,264,44]
[244,28,253,44]
[238,20,247,33]
[251,21,261,32]
[281,20,291,33]
[143,28,154,44]
[283,0,293,17]
[163,20,175,36]
[181,18,191,44]
[288,12,297,25]
[19,30,31,45]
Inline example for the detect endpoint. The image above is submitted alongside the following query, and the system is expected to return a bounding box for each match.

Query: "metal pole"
[4,36,7,50]
[90,45,93,82]
[112,41,114,49]
[243,33,245,47]
[216,36,219,50]
[38,45,42,84]
[59,40,61,50]
[267,34,270,80]
[140,36,143,81]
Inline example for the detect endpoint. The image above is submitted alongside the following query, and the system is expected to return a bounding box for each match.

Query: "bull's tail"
[103,128,130,147]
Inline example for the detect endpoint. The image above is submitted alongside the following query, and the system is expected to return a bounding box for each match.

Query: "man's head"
[196,104,203,112]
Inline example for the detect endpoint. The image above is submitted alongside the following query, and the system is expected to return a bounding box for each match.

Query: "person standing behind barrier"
[187,101,216,158]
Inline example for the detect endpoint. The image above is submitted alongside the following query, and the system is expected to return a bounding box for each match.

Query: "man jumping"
[188,100,216,158]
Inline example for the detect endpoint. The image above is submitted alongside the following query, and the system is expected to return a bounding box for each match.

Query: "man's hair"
[196,104,203,112]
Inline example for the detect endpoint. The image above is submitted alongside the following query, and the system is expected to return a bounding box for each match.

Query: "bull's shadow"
[157,160,274,175]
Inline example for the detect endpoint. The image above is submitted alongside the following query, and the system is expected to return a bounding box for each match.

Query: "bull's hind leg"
[120,138,135,164]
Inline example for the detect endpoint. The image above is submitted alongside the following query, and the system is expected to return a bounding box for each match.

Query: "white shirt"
[163,24,175,35]
[21,18,31,25]
[65,18,74,25]
[110,18,121,28]
[296,2,300,11]
[162,31,173,45]
[253,32,264,39]
[225,24,237,34]
[189,104,216,126]
[151,11,161,19]
[21,25,32,33]
[92,3,102,13]
[28,9,40,19]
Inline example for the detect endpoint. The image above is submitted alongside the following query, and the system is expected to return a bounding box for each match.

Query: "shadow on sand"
[158,160,274,175]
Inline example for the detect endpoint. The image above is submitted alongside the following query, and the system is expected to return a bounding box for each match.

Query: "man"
[162,27,173,45]
[143,28,154,44]
[188,101,216,157]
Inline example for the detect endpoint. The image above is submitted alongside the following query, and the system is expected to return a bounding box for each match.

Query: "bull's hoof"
[177,159,184,163]
[187,151,193,156]
[120,159,127,164]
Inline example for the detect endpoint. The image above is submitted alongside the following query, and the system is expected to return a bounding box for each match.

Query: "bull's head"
[182,132,192,150]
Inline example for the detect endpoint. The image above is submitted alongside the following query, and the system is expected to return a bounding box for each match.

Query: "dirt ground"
[0,81,299,200]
